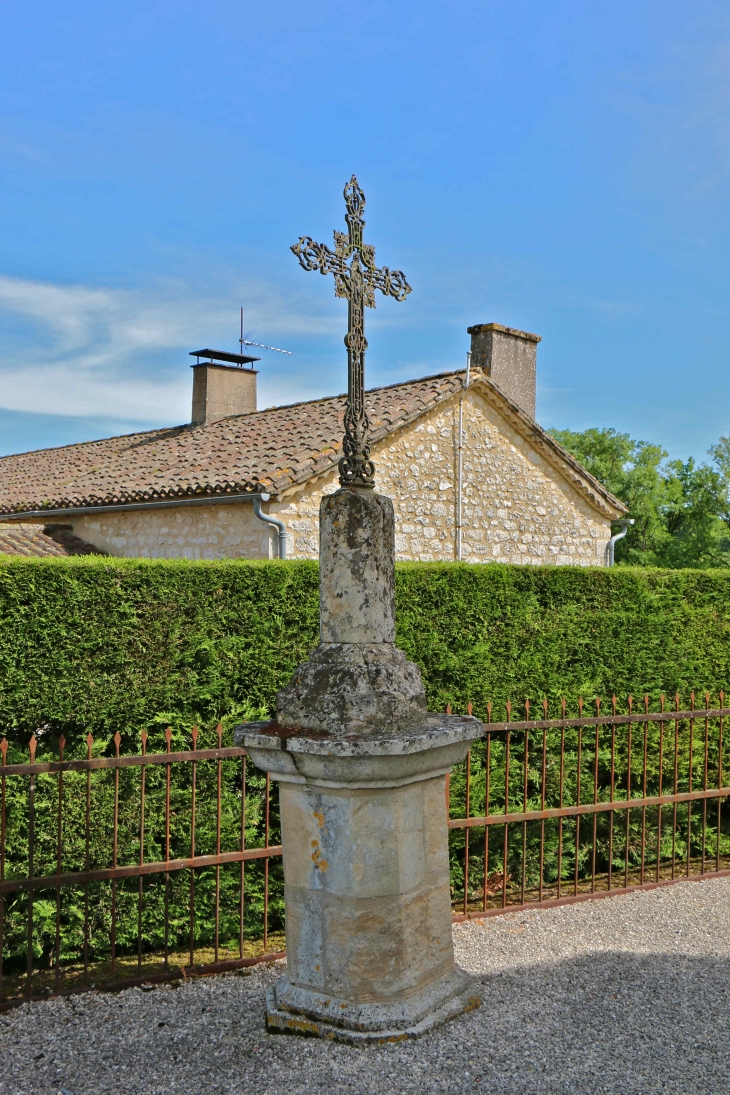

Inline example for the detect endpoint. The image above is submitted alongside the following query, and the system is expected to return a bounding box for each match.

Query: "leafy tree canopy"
[551,426,730,568]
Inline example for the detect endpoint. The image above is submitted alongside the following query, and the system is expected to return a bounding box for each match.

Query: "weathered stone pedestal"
[235,488,483,1044]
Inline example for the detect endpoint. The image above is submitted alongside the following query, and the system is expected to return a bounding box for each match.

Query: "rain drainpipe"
[253,495,288,559]
[606,519,634,567]
[456,351,471,561]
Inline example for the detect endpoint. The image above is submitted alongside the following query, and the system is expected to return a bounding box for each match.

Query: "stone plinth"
[237,486,484,1043]
[235,716,483,1043]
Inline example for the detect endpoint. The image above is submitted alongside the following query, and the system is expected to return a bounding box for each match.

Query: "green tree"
[550,427,669,564]
[660,458,730,568]
[709,435,730,534]
[551,427,730,568]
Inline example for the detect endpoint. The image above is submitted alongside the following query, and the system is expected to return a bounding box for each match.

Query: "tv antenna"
[239,307,293,356]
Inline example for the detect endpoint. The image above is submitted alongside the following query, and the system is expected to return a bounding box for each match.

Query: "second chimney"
[190,349,259,426]
[467,322,541,420]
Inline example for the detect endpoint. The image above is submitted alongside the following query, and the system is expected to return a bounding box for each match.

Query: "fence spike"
[29,735,37,762]
[192,725,199,749]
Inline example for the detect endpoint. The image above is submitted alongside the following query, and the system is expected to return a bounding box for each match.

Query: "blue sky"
[1,1,729,460]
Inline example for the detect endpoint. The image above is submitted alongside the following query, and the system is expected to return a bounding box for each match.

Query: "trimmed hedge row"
[1,556,728,971]
[0,557,729,743]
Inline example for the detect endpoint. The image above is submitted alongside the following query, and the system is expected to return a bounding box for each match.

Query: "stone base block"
[265,967,481,1045]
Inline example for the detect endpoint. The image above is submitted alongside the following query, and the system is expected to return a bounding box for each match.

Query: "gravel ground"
[4,877,730,1095]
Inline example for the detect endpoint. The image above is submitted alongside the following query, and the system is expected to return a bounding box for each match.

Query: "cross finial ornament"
[291,176,412,488]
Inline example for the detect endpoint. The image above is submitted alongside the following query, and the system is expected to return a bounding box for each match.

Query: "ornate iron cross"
[291,176,412,489]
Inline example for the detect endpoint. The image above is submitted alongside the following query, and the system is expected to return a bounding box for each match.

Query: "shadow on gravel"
[470,951,730,1095]
[6,952,730,1095]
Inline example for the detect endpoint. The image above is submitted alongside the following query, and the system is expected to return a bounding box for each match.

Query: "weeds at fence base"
[0,933,286,1009]
[452,856,730,917]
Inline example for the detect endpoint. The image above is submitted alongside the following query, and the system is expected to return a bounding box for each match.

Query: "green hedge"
[1,557,730,742]
[1,556,729,978]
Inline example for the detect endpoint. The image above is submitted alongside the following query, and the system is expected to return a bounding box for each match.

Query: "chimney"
[189,348,260,426]
[466,322,541,420]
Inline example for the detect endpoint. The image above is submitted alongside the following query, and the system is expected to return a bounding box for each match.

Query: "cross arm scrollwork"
[291,236,341,275]
[366,264,412,304]
[291,237,351,299]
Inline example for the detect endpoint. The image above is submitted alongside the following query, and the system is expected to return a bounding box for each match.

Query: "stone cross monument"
[235,178,484,1043]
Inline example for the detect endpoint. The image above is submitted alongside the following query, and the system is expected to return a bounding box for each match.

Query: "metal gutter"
[0,492,272,522]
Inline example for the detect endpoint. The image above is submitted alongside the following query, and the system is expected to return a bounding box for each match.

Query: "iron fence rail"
[447,694,730,918]
[0,726,283,1008]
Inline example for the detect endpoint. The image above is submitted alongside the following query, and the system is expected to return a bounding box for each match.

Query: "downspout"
[253,495,288,559]
[606,519,634,567]
[456,351,471,561]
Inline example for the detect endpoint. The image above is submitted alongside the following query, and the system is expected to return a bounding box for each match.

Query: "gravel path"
[4,877,730,1095]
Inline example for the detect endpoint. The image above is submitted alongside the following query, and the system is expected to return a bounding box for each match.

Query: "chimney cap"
[466,322,541,343]
[189,347,261,366]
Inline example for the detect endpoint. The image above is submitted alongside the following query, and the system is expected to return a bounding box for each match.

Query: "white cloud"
[0,274,339,422]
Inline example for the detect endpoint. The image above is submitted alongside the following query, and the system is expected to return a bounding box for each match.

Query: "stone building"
[0,323,626,564]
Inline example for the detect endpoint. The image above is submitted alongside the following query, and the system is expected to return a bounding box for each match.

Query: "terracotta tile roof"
[0,372,465,515]
[0,524,101,557]
[0,368,626,519]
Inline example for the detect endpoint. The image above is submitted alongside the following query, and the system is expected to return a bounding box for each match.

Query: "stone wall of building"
[65,385,611,565]
[276,387,611,566]
[70,501,278,559]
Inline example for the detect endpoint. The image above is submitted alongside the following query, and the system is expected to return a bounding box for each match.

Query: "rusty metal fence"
[0,726,283,1008]
[447,694,730,920]
[1,694,729,1008]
